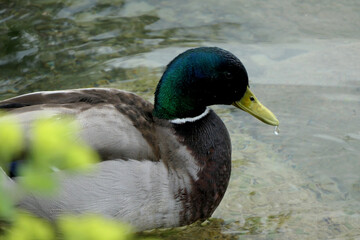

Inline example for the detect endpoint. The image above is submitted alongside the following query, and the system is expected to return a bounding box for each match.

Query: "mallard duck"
[0,47,278,231]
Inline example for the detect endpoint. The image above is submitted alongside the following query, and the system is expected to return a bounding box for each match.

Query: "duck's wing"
[0,88,160,163]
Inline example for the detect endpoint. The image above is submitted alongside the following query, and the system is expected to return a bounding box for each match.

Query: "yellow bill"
[233,87,279,126]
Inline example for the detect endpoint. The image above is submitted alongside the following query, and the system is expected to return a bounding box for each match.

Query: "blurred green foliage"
[0,114,158,240]
[19,118,98,192]
[59,214,133,240]
[0,114,23,166]
[4,212,55,240]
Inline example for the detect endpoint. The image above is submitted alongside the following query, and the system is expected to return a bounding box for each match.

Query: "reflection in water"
[1,0,360,239]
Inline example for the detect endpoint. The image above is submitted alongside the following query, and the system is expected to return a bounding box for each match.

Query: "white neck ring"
[170,108,210,124]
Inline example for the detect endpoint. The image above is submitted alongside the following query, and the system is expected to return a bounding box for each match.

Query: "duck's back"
[0,88,160,161]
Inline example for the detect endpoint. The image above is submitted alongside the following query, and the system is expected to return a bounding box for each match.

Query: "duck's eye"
[224,72,232,79]
[250,96,255,102]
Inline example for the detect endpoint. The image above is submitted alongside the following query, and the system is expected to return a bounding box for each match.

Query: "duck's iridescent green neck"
[153,66,205,120]
[153,48,224,120]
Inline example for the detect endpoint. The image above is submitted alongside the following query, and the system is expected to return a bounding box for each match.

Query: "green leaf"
[0,115,23,167]
[18,165,57,193]
[0,185,15,220]
[30,118,99,171]
[59,215,133,240]
[3,212,55,240]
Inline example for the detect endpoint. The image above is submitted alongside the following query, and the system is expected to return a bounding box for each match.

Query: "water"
[274,126,279,136]
[1,0,360,239]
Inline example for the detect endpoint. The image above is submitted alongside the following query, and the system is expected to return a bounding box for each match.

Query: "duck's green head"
[153,47,279,126]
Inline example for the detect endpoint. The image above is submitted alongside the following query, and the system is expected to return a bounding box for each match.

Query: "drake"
[0,47,278,231]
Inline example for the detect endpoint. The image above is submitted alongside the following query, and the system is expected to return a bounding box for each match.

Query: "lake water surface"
[1,0,359,239]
